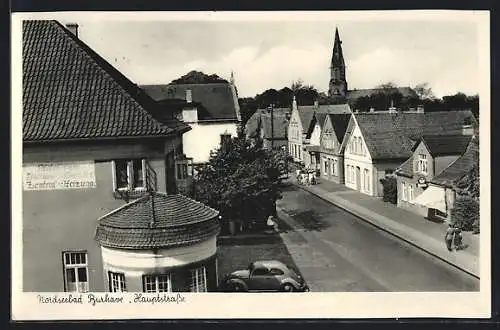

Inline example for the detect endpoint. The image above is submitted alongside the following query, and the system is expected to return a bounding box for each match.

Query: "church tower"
[328,27,348,100]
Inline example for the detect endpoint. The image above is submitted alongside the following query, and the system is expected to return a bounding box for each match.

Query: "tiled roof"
[261,113,289,140]
[395,155,414,177]
[141,83,240,121]
[95,193,220,250]
[354,110,476,160]
[297,103,351,134]
[431,138,478,188]
[419,135,472,157]
[347,87,417,101]
[328,113,351,144]
[245,108,290,139]
[23,20,189,143]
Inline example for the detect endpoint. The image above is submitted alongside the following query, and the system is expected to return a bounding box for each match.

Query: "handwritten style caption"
[37,293,187,306]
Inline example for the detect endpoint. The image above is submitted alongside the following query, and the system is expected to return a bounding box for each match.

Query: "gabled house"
[396,135,477,222]
[395,135,472,218]
[141,76,242,165]
[319,114,351,183]
[22,21,217,293]
[287,97,351,166]
[342,110,477,197]
[304,112,328,172]
[245,107,291,150]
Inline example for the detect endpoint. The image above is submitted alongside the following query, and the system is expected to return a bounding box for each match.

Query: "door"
[247,267,273,291]
[356,166,361,191]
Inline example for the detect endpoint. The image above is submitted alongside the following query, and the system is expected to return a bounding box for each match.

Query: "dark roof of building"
[23,20,189,143]
[354,110,476,160]
[419,135,472,157]
[245,108,290,139]
[95,193,220,250]
[261,113,289,140]
[141,83,240,121]
[347,87,417,101]
[297,103,351,134]
[431,138,478,187]
[328,113,351,144]
[396,155,414,177]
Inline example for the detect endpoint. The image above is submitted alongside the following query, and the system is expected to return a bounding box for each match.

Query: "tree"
[379,177,397,204]
[192,130,288,235]
[413,83,436,100]
[171,70,228,84]
[451,133,479,233]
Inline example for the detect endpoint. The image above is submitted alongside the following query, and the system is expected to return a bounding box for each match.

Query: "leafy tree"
[192,129,288,234]
[379,177,397,204]
[171,70,228,84]
[413,83,436,100]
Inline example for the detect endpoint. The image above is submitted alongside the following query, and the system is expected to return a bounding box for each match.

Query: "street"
[276,183,479,292]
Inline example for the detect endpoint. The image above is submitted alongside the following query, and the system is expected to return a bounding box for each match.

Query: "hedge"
[450,195,479,233]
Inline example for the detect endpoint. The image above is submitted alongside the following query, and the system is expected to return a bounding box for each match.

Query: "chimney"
[388,99,397,113]
[369,107,375,113]
[416,105,424,113]
[65,23,79,38]
[185,89,192,103]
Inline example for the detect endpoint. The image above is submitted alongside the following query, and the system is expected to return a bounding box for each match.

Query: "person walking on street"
[445,225,454,251]
[453,227,463,251]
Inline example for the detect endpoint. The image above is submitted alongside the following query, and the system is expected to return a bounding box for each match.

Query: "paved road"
[276,184,479,292]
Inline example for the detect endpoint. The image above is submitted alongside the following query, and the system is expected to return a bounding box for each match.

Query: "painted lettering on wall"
[23,161,96,191]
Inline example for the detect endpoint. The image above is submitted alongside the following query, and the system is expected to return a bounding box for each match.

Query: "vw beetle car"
[222,260,309,292]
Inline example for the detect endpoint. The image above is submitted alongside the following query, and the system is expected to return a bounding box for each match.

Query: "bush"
[450,195,479,232]
[379,177,397,204]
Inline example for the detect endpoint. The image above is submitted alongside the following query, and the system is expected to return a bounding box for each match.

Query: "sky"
[59,14,482,98]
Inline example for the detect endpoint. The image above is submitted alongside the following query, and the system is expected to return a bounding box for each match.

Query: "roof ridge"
[97,194,150,221]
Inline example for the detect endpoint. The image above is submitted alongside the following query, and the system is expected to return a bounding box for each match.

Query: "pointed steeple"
[230,70,235,85]
[328,26,348,100]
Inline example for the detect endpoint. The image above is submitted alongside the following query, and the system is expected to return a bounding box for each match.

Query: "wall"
[396,175,428,217]
[101,236,218,292]
[183,122,238,164]
[22,139,176,292]
[309,124,321,146]
[287,108,303,162]
[343,124,374,195]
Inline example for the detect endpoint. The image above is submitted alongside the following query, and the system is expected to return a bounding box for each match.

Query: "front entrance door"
[356,166,361,191]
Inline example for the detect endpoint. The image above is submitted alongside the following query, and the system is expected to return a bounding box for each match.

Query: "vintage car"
[222,260,309,292]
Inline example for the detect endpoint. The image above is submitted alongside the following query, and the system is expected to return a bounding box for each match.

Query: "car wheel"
[232,283,244,292]
[282,284,295,292]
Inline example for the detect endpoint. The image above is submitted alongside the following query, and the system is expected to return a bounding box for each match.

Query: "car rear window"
[270,268,284,276]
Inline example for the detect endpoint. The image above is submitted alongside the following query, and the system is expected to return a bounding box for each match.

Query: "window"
[113,159,146,191]
[364,169,370,192]
[333,159,338,176]
[63,251,89,293]
[190,267,207,292]
[143,274,172,293]
[324,160,328,174]
[176,163,188,180]
[108,271,126,292]
[402,182,407,201]
[252,268,270,276]
[408,184,414,202]
[418,154,428,174]
[330,159,335,176]
[220,134,231,146]
[269,268,285,276]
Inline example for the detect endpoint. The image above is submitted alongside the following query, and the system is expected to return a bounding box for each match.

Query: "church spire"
[328,26,348,101]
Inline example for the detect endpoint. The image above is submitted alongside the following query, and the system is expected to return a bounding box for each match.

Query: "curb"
[292,183,479,280]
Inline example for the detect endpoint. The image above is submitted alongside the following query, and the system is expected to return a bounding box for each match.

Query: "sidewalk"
[289,177,480,278]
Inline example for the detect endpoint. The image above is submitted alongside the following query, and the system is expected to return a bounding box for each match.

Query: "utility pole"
[270,103,274,150]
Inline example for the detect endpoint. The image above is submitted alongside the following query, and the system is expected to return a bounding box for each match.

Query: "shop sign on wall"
[23,161,97,191]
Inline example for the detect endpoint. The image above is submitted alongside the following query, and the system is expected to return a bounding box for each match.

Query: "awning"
[412,185,447,213]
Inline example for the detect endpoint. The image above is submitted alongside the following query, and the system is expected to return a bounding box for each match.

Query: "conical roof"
[95,193,220,250]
